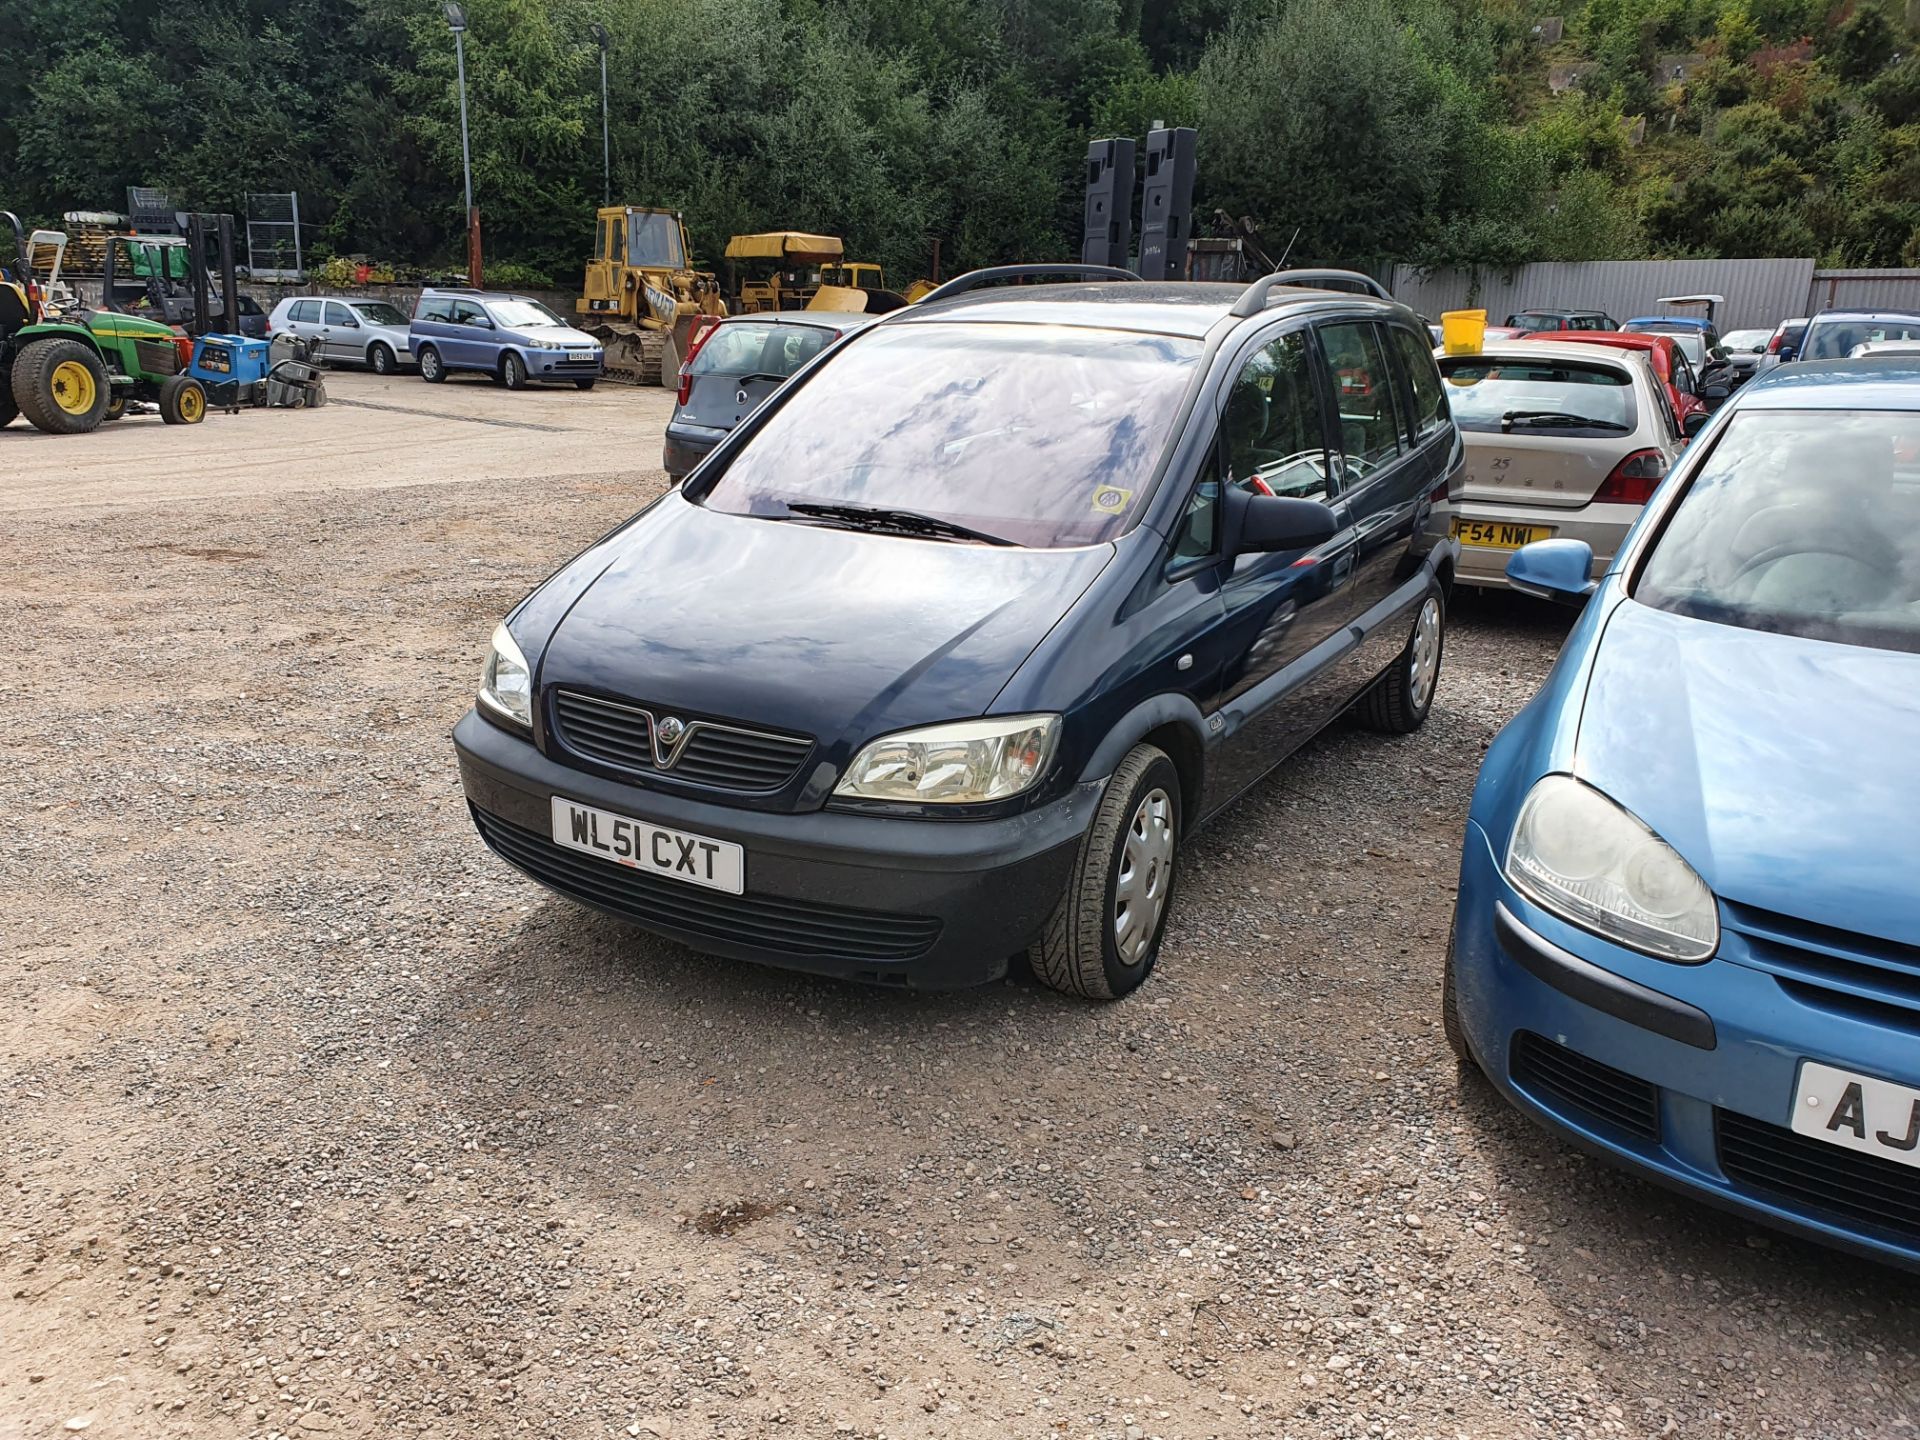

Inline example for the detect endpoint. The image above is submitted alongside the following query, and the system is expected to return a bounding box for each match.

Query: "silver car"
[1436,340,1685,589]
[266,296,415,374]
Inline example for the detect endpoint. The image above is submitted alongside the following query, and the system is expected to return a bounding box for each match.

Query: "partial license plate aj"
[1791,1060,1920,1170]
[1452,518,1552,551]
[549,796,744,894]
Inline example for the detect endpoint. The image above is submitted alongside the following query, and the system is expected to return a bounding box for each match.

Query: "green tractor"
[2,210,206,434]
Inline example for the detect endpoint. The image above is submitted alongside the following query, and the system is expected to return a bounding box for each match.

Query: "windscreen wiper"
[784,501,1015,546]
[1501,410,1631,433]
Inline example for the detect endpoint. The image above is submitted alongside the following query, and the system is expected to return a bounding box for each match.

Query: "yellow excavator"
[576,205,726,386]
[724,232,909,315]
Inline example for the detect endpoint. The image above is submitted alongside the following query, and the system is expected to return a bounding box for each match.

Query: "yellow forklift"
[576,205,725,386]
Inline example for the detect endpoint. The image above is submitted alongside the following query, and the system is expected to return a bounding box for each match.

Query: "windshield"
[699,323,1201,548]
[1636,409,1920,653]
[626,211,685,269]
[1722,329,1770,353]
[690,322,834,378]
[1439,356,1636,436]
[488,299,568,329]
[352,301,409,326]
[1805,315,1920,361]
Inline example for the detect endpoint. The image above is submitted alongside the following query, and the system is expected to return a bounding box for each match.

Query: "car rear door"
[285,298,322,347]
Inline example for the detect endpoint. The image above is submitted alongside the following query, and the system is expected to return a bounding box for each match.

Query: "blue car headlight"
[1504,775,1718,963]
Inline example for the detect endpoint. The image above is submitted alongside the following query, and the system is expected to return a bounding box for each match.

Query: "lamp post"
[443,2,480,285]
[589,24,611,207]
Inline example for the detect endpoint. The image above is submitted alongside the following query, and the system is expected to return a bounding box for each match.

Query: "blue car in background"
[410,288,604,390]
[1447,358,1920,1271]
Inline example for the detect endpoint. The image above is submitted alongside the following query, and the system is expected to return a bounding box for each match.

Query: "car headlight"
[834,715,1059,805]
[478,622,533,729]
[1504,775,1717,962]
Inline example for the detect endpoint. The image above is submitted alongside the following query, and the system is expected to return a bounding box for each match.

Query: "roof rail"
[1230,269,1392,318]
[915,264,1140,307]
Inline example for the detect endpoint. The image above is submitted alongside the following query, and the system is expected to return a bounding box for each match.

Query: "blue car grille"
[469,806,941,962]
[1509,1032,1661,1142]
[551,690,814,793]
[1717,1109,1920,1246]
[1722,902,1920,1032]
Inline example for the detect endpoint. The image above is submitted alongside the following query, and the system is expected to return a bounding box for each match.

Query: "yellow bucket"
[1441,308,1487,354]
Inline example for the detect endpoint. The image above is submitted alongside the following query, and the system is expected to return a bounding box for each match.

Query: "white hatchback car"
[1436,340,1685,589]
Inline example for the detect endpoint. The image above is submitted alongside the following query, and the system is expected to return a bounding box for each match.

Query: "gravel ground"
[3,376,1915,1440]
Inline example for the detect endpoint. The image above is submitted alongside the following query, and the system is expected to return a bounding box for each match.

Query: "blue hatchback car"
[410,288,604,390]
[454,266,1461,1000]
[1448,358,1920,1270]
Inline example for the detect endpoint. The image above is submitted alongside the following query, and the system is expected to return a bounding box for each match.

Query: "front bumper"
[530,350,605,380]
[1453,819,1920,1271]
[452,708,1095,989]
[1450,502,1637,589]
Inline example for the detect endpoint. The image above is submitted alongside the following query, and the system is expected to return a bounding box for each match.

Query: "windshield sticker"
[1091,485,1133,515]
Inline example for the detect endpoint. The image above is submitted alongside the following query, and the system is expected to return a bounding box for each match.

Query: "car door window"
[324,301,354,326]
[1218,329,1332,501]
[1388,326,1448,444]
[452,301,487,327]
[290,299,320,324]
[1317,321,1404,481]
[1671,349,1697,396]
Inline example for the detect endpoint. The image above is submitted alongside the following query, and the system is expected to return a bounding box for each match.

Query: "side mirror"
[1701,382,1731,403]
[1225,487,1339,555]
[1777,346,1797,363]
[1682,410,1710,438]
[1506,539,1597,606]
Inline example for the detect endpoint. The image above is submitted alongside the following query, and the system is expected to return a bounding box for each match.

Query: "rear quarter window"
[416,297,453,323]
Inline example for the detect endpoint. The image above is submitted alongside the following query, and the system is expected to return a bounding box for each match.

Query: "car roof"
[1625,316,1711,330]
[1741,356,1920,409]
[1515,307,1605,316]
[899,280,1413,340]
[1808,308,1920,323]
[1521,329,1665,351]
[1446,339,1643,367]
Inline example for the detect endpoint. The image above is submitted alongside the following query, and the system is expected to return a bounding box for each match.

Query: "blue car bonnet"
[1574,597,1920,948]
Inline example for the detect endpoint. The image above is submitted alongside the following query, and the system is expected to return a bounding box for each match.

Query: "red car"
[1519,329,1709,433]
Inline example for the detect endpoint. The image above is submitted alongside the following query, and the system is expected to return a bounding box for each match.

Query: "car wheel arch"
[1077,693,1209,822]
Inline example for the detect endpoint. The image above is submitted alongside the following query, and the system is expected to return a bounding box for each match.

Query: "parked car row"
[446,263,1920,1275]
[268,288,608,388]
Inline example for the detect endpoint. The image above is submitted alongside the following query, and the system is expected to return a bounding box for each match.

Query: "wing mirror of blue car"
[1224,487,1339,556]
[1506,539,1598,606]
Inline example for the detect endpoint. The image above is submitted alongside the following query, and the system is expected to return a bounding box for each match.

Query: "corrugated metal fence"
[1388,260,1920,332]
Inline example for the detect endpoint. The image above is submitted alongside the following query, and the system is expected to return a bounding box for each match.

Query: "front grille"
[134,338,180,376]
[1717,1109,1920,1245]
[1510,1031,1661,1142]
[1723,902,1920,1030]
[552,690,813,793]
[471,806,940,962]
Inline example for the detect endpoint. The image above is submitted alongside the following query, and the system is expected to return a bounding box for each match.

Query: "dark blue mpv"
[454,267,1462,998]
[1448,359,1920,1270]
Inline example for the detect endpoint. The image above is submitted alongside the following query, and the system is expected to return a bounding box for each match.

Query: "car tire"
[158,374,207,425]
[574,378,596,391]
[418,346,446,383]
[1355,589,1443,733]
[501,353,529,390]
[1029,744,1181,1001]
[13,337,110,434]
[368,342,397,376]
[103,394,126,422]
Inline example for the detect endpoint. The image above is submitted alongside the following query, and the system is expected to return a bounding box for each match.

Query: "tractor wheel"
[159,375,208,425]
[13,338,110,434]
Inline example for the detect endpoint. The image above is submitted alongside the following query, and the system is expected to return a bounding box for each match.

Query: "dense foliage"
[2,0,1916,285]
